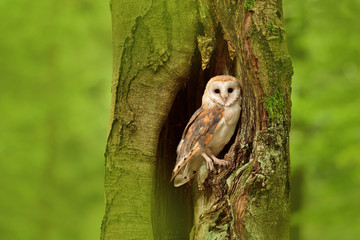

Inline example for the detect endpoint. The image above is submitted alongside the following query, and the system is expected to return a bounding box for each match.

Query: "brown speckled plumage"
[171,106,224,180]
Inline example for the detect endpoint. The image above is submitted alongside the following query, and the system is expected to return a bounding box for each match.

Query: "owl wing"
[171,106,225,185]
[175,107,204,156]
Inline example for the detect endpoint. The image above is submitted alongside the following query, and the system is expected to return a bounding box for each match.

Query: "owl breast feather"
[208,105,241,155]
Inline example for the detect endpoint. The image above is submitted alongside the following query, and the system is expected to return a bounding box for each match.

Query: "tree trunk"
[101,0,292,240]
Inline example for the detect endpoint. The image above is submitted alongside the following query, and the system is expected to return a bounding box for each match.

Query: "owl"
[171,75,242,187]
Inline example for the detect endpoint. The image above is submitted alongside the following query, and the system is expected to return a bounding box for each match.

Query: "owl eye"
[214,89,220,94]
[228,88,233,93]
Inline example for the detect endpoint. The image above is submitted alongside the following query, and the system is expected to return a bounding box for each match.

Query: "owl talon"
[202,152,229,170]
[214,158,228,166]
[211,155,228,166]
[206,158,214,171]
[202,152,214,171]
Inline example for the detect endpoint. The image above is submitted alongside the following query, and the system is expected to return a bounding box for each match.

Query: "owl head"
[202,75,241,108]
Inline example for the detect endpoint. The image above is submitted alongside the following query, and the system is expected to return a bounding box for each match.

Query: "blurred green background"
[0,0,112,239]
[284,0,360,240]
[0,0,359,240]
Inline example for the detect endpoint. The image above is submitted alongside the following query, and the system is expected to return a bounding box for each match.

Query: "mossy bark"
[101,0,292,240]
[100,1,198,239]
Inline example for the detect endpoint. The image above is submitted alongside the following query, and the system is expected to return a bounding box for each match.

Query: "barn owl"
[171,75,241,187]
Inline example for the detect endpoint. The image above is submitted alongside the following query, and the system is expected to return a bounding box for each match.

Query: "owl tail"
[173,170,190,187]
[173,156,204,187]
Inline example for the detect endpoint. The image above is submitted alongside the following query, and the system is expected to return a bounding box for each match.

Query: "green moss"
[244,0,255,11]
[265,91,285,122]
[268,21,275,33]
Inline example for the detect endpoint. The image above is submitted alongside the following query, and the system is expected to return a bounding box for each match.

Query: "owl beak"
[222,96,228,104]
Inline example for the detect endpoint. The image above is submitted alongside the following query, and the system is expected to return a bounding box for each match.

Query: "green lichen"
[265,91,285,122]
[244,0,255,11]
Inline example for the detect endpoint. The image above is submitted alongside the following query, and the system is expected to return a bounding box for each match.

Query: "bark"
[101,0,292,240]
[101,1,198,239]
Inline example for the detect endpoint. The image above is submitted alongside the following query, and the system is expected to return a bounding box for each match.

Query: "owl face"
[202,75,241,108]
